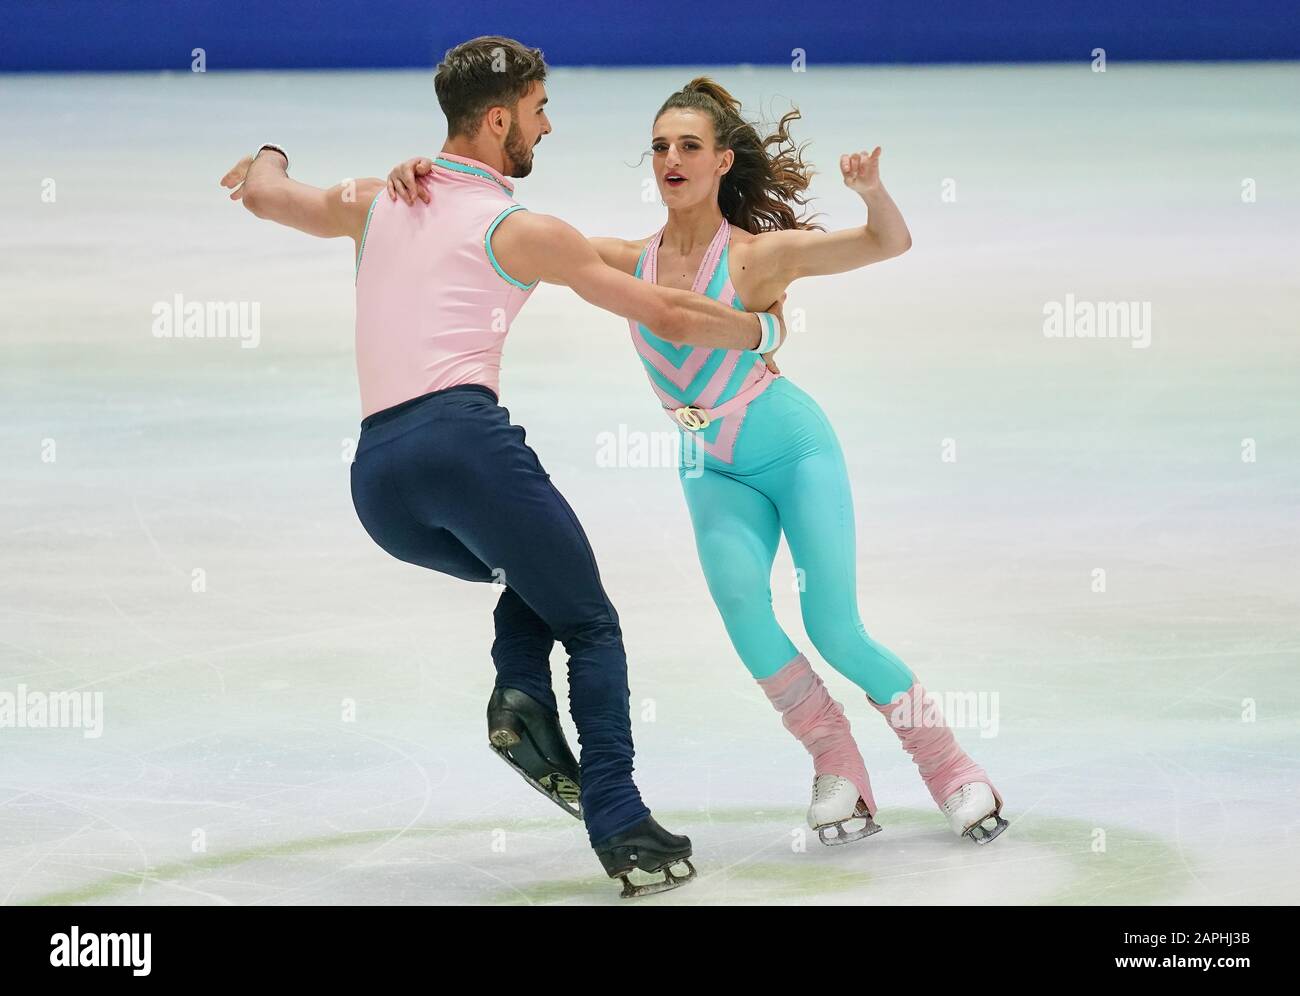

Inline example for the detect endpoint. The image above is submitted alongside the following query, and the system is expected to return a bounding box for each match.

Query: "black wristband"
[254,143,289,170]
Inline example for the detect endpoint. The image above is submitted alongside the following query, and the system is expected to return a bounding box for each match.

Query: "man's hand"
[220,154,255,200]
[762,293,787,374]
[388,157,434,204]
[220,148,289,202]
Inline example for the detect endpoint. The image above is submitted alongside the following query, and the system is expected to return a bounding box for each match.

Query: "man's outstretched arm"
[220,148,382,243]
[492,211,784,353]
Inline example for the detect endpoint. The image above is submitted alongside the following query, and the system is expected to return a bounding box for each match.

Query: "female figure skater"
[389,78,1007,848]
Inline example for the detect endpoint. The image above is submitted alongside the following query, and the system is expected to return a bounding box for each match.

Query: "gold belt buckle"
[673,405,711,431]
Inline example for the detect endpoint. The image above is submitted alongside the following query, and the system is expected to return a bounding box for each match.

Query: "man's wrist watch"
[253,143,289,170]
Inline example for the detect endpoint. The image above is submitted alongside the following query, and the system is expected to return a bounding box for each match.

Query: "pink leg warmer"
[870,682,1002,810]
[757,653,877,816]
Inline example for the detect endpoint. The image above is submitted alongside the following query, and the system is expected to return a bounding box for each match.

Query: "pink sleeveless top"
[354,152,537,418]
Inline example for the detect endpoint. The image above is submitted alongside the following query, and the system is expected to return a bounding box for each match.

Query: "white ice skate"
[941,781,1008,844]
[808,774,883,846]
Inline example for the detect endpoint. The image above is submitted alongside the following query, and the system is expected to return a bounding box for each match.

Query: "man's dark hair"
[434,36,548,139]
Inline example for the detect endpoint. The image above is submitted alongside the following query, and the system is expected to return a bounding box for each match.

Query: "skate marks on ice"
[21,807,1188,906]
[485,808,1188,906]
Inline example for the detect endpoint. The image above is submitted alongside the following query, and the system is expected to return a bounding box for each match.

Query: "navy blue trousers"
[349,384,649,845]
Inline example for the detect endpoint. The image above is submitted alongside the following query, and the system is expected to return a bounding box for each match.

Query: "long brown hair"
[654,77,823,233]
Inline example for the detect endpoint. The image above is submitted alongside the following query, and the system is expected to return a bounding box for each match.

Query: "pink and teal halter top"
[630,218,778,464]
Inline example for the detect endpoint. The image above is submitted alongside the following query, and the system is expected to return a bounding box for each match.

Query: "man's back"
[354,153,537,418]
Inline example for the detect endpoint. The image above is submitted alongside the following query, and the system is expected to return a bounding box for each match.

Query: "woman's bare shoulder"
[726,225,768,270]
[727,226,790,307]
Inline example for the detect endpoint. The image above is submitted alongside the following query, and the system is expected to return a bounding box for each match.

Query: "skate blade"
[616,859,697,900]
[811,821,883,852]
[815,800,883,847]
[488,736,582,821]
[964,811,1009,845]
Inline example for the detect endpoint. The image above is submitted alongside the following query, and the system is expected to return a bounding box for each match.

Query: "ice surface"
[1,62,1297,904]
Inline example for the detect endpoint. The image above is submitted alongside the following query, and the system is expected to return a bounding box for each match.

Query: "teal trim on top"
[485,205,539,291]
[354,187,384,282]
[434,156,512,195]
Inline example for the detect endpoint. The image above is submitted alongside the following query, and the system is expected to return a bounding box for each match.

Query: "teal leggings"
[679,377,915,705]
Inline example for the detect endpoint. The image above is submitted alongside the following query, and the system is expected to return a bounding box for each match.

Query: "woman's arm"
[749,147,912,285]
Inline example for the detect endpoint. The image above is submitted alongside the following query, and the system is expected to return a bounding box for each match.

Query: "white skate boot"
[808,774,883,846]
[941,781,1008,844]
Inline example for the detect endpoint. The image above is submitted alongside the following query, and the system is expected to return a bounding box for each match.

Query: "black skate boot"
[486,687,582,820]
[594,815,697,899]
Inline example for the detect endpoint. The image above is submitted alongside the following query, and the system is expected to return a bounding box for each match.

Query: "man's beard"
[503,121,533,178]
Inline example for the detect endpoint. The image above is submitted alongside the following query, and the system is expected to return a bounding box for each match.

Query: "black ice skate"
[486,687,582,820]
[594,815,697,899]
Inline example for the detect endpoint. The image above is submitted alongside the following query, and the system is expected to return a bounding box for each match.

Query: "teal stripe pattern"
[354,187,383,282]
[484,204,539,291]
